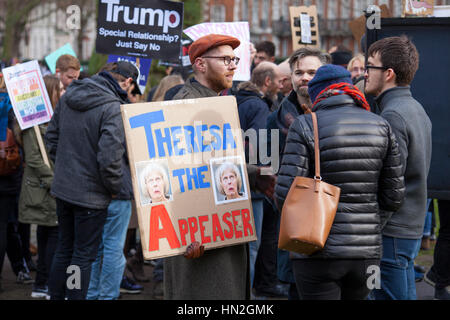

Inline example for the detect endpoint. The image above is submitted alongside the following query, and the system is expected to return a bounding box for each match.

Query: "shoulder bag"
[278,112,341,255]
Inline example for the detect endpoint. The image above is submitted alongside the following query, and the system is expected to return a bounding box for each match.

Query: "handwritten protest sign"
[121,96,256,259]
[44,43,78,74]
[289,6,321,50]
[107,55,152,94]
[3,60,53,130]
[96,0,183,61]
[183,22,251,81]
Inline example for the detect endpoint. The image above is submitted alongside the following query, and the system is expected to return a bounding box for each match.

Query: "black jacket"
[235,84,271,200]
[44,73,126,209]
[275,94,405,259]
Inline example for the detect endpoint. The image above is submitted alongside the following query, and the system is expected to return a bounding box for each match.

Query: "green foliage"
[182,0,203,29]
[88,50,108,76]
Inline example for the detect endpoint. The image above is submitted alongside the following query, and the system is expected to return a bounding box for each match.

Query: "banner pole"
[33,125,50,167]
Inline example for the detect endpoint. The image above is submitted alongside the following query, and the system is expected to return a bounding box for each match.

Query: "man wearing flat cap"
[163,34,251,300]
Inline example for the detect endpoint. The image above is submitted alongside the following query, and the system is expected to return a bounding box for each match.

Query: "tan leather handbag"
[278,112,341,255]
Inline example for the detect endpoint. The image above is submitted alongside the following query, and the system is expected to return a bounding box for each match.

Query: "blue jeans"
[87,200,131,300]
[372,235,421,300]
[249,198,263,288]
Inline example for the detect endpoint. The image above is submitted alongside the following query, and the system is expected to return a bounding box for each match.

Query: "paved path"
[0,226,437,300]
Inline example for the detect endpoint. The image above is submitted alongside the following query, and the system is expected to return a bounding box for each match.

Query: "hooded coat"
[44,73,126,209]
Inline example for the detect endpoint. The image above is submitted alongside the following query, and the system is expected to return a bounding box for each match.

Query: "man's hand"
[256,167,276,199]
[184,241,205,259]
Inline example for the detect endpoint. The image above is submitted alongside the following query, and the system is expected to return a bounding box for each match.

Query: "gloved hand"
[183,241,205,259]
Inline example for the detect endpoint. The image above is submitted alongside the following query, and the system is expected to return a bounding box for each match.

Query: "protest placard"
[289,6,320,50]
[44,43,78,74]
[3,60,53,131]
[183,22,251,81]
[121,96,256,259]
[96,0,183,61]
[402,0,434,16]
[107,55,152,94]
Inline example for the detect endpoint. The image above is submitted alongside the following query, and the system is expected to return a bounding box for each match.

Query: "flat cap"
[189,34,240,64]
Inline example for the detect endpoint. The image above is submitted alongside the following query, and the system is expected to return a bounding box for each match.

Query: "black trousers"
[292,258,380,300]
[0,194,10,276]
[253,198,279,291]
[48,199,107,300]
[35,225,59,287]
[0,194,27,276]
[431,199,450,289]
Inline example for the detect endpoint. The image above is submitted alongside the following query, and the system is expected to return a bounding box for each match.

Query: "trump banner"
[96,0,183,61]
[121,96,256,259]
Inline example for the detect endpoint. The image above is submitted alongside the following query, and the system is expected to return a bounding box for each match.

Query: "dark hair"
[367,36,419,86]
[255,41,275,57]
[288,48,331,71]
[44,75,61,110]
[99,62,127,83]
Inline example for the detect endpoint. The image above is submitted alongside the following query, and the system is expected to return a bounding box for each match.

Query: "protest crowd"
[0,2,449,303]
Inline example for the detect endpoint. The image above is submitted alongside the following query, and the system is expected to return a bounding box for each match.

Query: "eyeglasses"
[201,56,240,66]
[365,65,389,72]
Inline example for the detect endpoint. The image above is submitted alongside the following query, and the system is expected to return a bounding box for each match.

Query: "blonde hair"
[152,75,184,101]
[215,162,242,196]
[140,163,170,200]
[347,54,365,72]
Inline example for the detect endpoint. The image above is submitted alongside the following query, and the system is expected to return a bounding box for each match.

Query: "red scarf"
[312,83,371,111]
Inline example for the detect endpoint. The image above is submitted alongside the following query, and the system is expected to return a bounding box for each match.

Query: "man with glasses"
[365,36,433,300]
[165,34,257,300]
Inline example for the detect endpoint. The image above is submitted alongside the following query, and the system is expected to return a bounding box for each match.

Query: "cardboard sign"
[402,0,434,17]
[44,43,78,74]
[96,0,183,61]
[2,60,53,130]
[107,55,152,94]
[348,4,391,52]
[290,6,320,50]
[121,96,256,259]
[183,22,251,81]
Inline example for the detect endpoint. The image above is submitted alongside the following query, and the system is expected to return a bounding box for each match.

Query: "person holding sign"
[44,61,139,300]
[18,75,63,299]
[216,162,244,201]
[163,34,252,300]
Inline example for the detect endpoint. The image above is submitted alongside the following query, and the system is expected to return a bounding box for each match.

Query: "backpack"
[0,127,21,175]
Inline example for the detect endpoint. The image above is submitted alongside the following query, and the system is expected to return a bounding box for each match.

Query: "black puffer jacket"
[275,94,405,259]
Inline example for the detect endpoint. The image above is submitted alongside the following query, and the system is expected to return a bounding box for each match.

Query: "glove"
[184,241,205,259]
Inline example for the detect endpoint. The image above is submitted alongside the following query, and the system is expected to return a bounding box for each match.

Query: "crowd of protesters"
[0,32,448,301]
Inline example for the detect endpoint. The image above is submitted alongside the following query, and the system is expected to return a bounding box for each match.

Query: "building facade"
[16,2,96,63]
[203,0,450,57]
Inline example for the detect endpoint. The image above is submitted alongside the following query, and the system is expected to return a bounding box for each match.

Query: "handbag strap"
[311,112,321,180]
